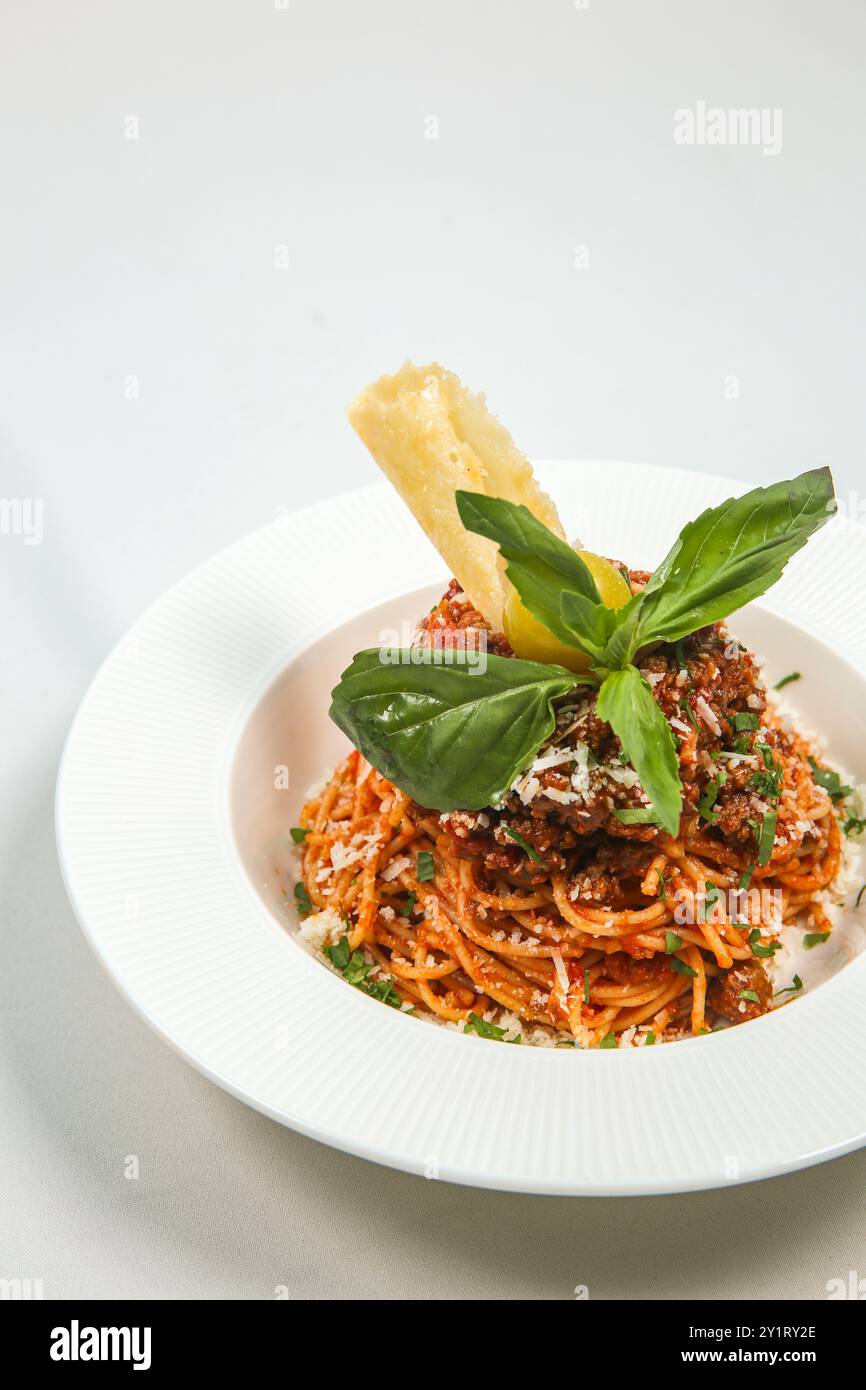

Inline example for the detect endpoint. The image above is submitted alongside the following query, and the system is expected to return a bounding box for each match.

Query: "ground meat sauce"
[707,959,773,1022]
[411,576,815,1028]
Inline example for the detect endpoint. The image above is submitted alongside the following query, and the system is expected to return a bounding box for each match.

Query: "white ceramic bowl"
[56,462,866,1194]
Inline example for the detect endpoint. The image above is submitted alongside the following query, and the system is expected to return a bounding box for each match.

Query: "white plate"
[56,462,866,1195]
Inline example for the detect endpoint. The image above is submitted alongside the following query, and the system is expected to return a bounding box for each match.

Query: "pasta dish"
[293,363,862,1047]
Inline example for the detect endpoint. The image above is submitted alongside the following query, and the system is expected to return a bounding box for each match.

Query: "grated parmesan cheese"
[299,907,343,952]
[695,695,722,736]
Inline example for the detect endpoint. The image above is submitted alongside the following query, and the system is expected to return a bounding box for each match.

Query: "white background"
[2,0,864,1299]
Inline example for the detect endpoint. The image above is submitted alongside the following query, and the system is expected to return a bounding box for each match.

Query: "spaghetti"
[297,586,847,1047]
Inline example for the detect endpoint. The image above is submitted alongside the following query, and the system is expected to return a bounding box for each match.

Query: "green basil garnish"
[626,469,834,651]
[503,825,548,867]
[455,492,603,653]
[803,931,830,948]
[330,648,580,812]
[698,771,728,824]
[612,806,662,825]
[464,1012,521,1043]
[294,881,313,916]
[330,469,835,822]
[775,975,803,997]
[808,757,852,803]
[416,851,435,882]
[596,666,681,836]
[670,956,698,977]
[757,808,778,866]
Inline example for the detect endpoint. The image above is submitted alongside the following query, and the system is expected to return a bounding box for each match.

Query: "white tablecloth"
[2,0,864,1299]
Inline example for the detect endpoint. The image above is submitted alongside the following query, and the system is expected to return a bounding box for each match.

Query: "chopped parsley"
[749,743,783,801]
[583,967,591,1004]
[670,956,698,978]
[464,1012,521,1043]
[757,808,778,866]
[324,935,406,1010]
[803,931,830,948]
[738,989,760,1004]
[293,881,313,916]
[749,930,781,958]
[416,851,436,882]
[698,771,728,824]
[731,711,760,732]
[612,806,660,825]
[657,869,668,903]
[503,825,548,867]
[698,882,722,921]
[599,1032,618,1048]
[679,694,701,732]
[731,734,751,753]
[738,865,755,892]
[842,814,866,838]
[399,891,417,917]
[774,672,801,691]
[290,826,310,844]
[808,757,852,803]
[665,929,683,954]
[643,1031,656,1046]
[324,934,350,969]
[775,974,803,998]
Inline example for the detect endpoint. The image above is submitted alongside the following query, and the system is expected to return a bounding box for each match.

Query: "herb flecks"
[464,1012,521,1043]
[698,771,728,824]
[775,975,803,998]
[503,825,548,868]
[325,935,406,1010]
[294,882,313,916]
[808,757,852,804]
[416,851,436,882]
[803,931,830,948]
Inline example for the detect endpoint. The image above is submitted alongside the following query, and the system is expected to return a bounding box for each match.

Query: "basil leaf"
[808,756,852,803]
[775,974,803,998]
[670,956,698,977]
[324,935,350,970]
[612,806,660,825]
[627,468,835,653]
[757,808,777,866]
[455,491,602,649]
[595,666,682,836]
[803,931,829,948]
[416,851,435,882]
[294,882,313,916]
[559,589,622,664]
[464,1012,521,1043]
[698,771,728,824]
[329,648,579,811]
[503,826,548,867]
